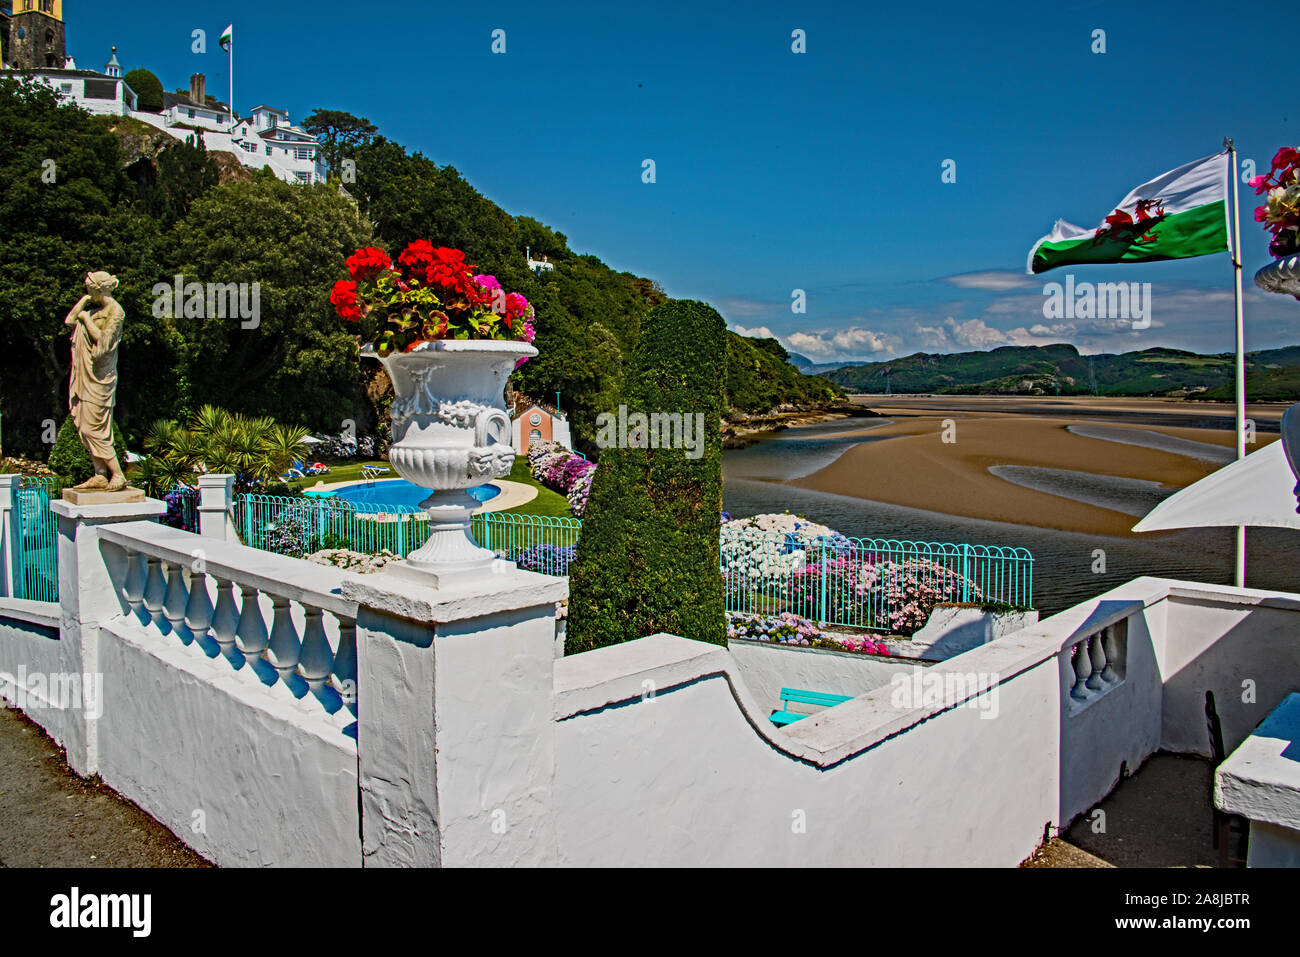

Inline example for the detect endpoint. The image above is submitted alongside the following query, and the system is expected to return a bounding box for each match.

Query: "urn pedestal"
[366,340,537,586]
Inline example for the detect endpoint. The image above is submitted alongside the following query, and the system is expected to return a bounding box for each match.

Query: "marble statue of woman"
[65,271,127,491]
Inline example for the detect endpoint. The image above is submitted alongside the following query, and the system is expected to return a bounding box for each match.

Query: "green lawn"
[287,456,573,519]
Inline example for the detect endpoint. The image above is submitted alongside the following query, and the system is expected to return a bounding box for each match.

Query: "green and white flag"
[1027,151,1230,274]
[220,24,233,51]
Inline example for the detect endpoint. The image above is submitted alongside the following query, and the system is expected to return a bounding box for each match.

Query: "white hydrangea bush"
[720,512,842,586]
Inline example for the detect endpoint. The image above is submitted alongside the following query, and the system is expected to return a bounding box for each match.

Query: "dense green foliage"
[566,300,727,653]
[123,69,163,112]
[0,78,838,464]
[301,109,377,180]
[726,334,841,412]
[48,416,125,482]
[822,343,1300,399]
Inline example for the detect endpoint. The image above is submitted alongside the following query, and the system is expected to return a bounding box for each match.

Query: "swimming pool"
[319,479,500,510]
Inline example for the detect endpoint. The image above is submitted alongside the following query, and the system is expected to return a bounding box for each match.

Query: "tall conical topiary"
[565,299,726,652]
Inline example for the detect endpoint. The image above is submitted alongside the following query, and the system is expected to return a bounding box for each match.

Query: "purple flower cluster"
[727,612,824,646]
[513,543,576,575]
[527,440,595,517]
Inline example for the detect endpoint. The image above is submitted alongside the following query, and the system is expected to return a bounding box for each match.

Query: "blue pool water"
[324,479,500,509]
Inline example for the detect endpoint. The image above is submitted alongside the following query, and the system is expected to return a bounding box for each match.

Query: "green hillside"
[0,78,841,460]
[823,343,1300,399]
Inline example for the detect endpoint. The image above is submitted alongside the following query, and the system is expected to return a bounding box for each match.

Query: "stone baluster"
[1070,640,1092,701]
[235,584,270,669]
[163,561,193,644]
[297,607,334,699]
[1101,626,1121,683]
[184,567,215,653]
[265,596,302,686]
[210,578,241,663]
[142,556,168,633]
[331,617,358,715]
[1086,632,1107,691]
[122,547,148,624]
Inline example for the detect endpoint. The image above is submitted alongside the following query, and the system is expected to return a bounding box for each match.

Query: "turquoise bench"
[770,688,852,727]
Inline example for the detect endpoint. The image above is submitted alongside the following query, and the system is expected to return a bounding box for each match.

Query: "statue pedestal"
[61,487,146,506]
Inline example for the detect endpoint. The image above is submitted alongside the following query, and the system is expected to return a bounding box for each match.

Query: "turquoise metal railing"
[15,477,67,602]
[233,493,1034,628]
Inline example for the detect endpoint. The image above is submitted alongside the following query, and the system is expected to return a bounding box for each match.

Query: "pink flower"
[474,274,502,292]
[1273,147,1299,172]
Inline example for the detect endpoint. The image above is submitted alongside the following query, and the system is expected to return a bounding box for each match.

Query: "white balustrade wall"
[3,473,1300,867]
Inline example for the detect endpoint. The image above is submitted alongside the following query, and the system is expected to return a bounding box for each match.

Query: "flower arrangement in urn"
[331,241,535,357]
[330,242,538,583]
[1250,148,1300,258]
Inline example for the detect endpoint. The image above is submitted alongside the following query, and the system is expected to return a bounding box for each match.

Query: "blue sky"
[67,0,1296,362]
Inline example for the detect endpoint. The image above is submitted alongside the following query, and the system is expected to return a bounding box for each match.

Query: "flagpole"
[228,27,234,126]
[1226,136,1246,587]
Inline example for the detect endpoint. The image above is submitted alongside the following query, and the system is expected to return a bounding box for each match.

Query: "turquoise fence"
[233,493,1033,629]
[14,477,68,603]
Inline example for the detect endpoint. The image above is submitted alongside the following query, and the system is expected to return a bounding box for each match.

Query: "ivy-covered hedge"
[565,300,727,652]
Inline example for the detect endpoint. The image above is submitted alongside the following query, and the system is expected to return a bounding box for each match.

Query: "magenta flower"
[474,274,502,292]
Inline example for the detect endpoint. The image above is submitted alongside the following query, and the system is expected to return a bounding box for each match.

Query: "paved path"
[1023,754,1225,868]
[0,705,210,868]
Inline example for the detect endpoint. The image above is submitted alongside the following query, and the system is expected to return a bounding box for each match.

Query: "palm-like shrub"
[137,405,311,496]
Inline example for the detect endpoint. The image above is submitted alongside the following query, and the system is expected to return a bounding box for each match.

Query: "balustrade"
[99,524,359,720]
[1065,623,1127,710]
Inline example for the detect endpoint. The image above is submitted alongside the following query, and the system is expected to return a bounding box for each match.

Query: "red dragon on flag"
[1091,198,1168,247]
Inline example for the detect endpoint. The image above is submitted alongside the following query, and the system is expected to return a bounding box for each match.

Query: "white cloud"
[943,271,1035,291]
[784,326,903,362]
[731,323,776,339]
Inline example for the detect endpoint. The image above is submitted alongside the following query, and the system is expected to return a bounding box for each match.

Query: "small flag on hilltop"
[220,24,233,51]
[1027,151,1230,274]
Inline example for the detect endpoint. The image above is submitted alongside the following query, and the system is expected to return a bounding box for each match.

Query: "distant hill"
[819,344,1300,399]
[787,352,872,375]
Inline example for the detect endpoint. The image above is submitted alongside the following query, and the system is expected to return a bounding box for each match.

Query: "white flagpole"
[228,26,234,126]
[1226,137,1246,587]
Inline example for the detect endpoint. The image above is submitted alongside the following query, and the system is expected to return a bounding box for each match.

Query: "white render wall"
[7,480,1300,869]
[728,638,922,715]
[94,615,359,867]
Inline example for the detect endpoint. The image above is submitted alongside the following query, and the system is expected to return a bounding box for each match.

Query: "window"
[59,83,72,95]
[529,413,542,426]
[530,429,542,445]
[294,147,312,160]
[187,108,195,118]
[265,144,272,155]
[295,171,310,183]
[83,79,117,100]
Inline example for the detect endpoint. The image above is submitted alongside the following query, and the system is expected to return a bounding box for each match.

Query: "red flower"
[346,247,392,282]
[1273,147,1299,173]
[398,240,436,273]
[330,280,360,322]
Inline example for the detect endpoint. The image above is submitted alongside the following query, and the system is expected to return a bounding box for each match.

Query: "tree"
[143,136,220,225]
[301,108,377,179]
[123,68,163,112]
[167,176,372,432]
[565,300,728,652]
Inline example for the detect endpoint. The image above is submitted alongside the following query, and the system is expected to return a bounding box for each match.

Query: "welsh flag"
[1028,151,1230,274]
[220,24,233,51]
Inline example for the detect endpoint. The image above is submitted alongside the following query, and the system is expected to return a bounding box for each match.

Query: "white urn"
[364,339,537,584]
